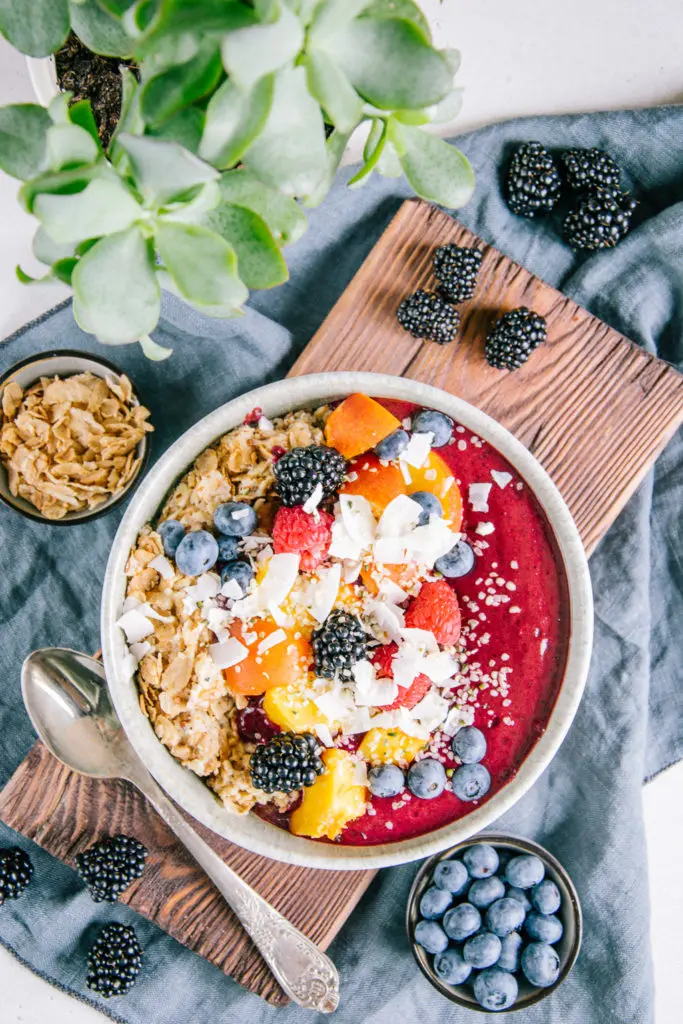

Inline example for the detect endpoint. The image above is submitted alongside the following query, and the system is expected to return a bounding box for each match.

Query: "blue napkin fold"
[1,105,683,1024]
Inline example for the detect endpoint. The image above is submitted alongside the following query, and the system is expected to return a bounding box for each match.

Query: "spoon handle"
[131,769,340,1013]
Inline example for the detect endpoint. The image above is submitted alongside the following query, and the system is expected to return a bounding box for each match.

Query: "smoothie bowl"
[101,373,592,869]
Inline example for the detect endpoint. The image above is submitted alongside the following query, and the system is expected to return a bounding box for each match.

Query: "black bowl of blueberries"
[406,835,582,1012]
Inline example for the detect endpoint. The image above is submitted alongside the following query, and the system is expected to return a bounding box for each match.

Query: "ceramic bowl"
[101,372,593,869]
[406,833,582,1010]
[0,350,151,525]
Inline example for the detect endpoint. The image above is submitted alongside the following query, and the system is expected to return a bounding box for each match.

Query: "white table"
[1,2,682,1020]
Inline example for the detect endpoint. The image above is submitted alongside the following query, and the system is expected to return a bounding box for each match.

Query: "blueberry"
[374,428,410,461]
[497,930,523,972]
[468,876,506,909]
[486,897,527,937]
[411,409,454,448]
[414,919,448,954]
[175,530,219,576]
[407,758,447,799]
[410,491,443,526]
[521,941,561,988]
[217,534,240,562]
[452,763,491,802]
[158,519,185,558]
[462,843,499,879]
[220,559,254,596]
[473,967,519,1011]
[451,726,487,764]
[214,501,257,537]
[433,947,472,986]
[419,886,453,920]
[506,886,532,913]
[368,764,404,798]
[435,539,475,578]
[432,859,469,895]
[526,912,563,944]
[531,878,561,915]
[505,854,545,890]
[443,903,481,942]
[463,930,502,969]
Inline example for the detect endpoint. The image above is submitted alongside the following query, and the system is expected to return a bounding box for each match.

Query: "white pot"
[101,372,593,870]
[26,56,59,106]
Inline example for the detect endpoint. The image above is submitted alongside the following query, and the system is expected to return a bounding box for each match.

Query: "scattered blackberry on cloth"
[86,923,143,998]
[433,244,483,303]
[0,847,33,903]
[561,148,621,193]
[273,444,346,506]
[312,609,369,680]
[563,187,637,251]
[505,142,562,218]
[396,290,460,344]
[484,308,547,370]
[250,733,324,794]
[75,835,147,903]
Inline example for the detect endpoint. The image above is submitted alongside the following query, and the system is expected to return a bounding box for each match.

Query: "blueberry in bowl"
[406,834,582,1011]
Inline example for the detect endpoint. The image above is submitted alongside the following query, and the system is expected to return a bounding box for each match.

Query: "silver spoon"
[21,648,340,1013]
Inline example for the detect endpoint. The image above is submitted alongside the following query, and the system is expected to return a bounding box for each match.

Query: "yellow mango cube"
[290,748,367,841]
[358,728,426,767]
[263,684,331,733]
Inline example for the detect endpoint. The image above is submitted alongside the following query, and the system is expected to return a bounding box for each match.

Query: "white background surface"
[1,1,682,1020]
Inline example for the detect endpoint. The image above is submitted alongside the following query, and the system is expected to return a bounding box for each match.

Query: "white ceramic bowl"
[101,372,593,870]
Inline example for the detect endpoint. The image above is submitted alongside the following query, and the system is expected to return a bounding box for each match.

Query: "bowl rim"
[405,833,583,1010]
[0,348,151,526]
[101,371,593,870]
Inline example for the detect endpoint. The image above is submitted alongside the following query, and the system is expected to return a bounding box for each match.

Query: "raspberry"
[244,407,262,424]
[371,643,432,710]
[272,505,334,571]
[404,580,461,646]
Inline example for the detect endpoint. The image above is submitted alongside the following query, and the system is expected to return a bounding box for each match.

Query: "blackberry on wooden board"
[86,923,143,998]
[0,847,33,903]
[484,308,547,370]
[313,609,369,681]
[273,445,347,507]
[250,733,324,794]
[396,290,460,345]
[433,244,483,303]
[563,188,637,251]
[75,834,147,903]
[505,142,562,218]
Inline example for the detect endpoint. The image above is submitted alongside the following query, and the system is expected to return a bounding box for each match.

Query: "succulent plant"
[0,1,474,357]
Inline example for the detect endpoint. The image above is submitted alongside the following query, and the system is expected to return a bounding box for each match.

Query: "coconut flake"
[400,431,433,469]
[469,482,492,513]
[491,470,512,489]
[353,759,369,786]
[364,597,405,642]
[373,536,408,565]
[205,605,231,643]
[378,578,409,604]
[149,555,175,580]
[303,482,323,514]
[257,553,300,610]
[475,521,495,536]
[257,628,287,655]
[186,572,221,605]
[315,724,334,747]
[340,494,376,547]
[377,494,421,537]
[307,563,342,624]
[399,460,412,485]
[220,578,244,600]
[257,415,273,432]
[342,559,362,584]
[210,637,249,669]
[117,608,155,644]
[129,640,153,665]
[442,705,475,736]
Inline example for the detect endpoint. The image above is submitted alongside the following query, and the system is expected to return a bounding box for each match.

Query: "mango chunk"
[358,727,426,767]
[290,748,367,840]
[325,394,401,460]
[263,683,332,733]
[223,619,311,696]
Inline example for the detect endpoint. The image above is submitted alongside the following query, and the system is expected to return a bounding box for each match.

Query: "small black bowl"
[406,833,582,1012]
[0,349,151,525]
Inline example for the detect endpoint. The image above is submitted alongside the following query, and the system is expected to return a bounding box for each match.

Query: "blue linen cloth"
[1,106,682,1024]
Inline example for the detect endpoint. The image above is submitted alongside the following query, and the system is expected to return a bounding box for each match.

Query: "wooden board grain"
[2,198,682,1006]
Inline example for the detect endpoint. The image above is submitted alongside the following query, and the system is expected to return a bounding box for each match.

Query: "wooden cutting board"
[2,199,682,1007]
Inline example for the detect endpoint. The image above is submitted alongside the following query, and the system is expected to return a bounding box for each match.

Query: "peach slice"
[325,394,402,460]
[223,619,311,696]
[341,451,463,530]
[290,748,367,840]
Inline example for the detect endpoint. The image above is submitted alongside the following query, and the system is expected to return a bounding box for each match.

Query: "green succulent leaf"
[442,48,461,76]
[388,120,475,208]
[33,178,142,244]
[304,50,363,133]
[159,179,219,222]
[216,168,307,245]
[375,135,402,177]
[96,0,137,15]
[33,225,77,266]
[16,260,77,285]
[242,67,327,198]
[147,106,205,153]
[291,0,323,24]
[220,0,304,91]
[140,45,223,128]
[73,226,161,344]
[362,0,430,36]
[117,132,218,205]
[0,105,51,180]
[132,0,258,58]
[68,100,103,148]
[347,117,386,186]
[199,74,273,170]
[48,94,73,126]
[139,333,173,360]
[46,123,101,171]
[302,127,349,207]
[425,88,463,125]
[308,0,369,41]
[109,67,144,168]
[0,0,69,56]
[202,201,287,290]
[69,0,134,57]
[155,220,248,316]
[253,0,279,21]
[20,165,103,213]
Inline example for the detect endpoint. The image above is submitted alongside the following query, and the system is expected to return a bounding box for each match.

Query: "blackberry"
[433,245,483,303]
[0,847,33,903]
[484,308,547,370]
[75,835,147,903]
[273,444,346,507]
[561,148,621,193]
[312,609,369,680]
[563,188,637,251]
[250,732,324,794]
[86,923,143,998]
[396,290,460,345]
[505,142,561,218]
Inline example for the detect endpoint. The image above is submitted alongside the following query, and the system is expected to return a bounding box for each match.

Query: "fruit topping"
[216,534,240,561]
[561,147,621,193]
[0,847,33,903]
[563,187,637,251]
[86,923,143,998]
[274,444,347,506]
[75,835,147,903]
[367,763,405,798]
[158,518,185,557]
[407,757,447,799]
[223,620,311,696]
[219,558,254,595]
[452,763,491,801]
[249,732,324,794]
[452,724,487,764]
[411,409,454,448]
[370,643,432,711]
[435,538,475,578]
[325,394,402,460]
[374,427,409,461]
[341,450,462,529]
[433,244,483,303]
[505,141,562,218]
[272,505,334,571]
[358,727,426,767]
[404,580,461,646]
[396,290,460,344]
[174,529,219,576]
[289,748,367,840]
[214,501,258,537]
[409,490,443,525]
[484,307,547,370]
[312,609,369,681]
[263,685,330,734]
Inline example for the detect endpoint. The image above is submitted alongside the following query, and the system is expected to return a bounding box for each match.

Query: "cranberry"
[243,407,262,425]
[270,445,286,463]
[236,699,280,743]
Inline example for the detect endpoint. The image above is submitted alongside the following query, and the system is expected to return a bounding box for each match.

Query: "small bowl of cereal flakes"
[0,350,153,524]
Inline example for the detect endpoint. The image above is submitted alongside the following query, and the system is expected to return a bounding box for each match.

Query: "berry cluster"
[250,732,324,794]
[0,846,33,903]
[312,609,369,681]
[75,834,147,903]
[396,243,483,346]
[273,444,347,507]
[86,923,144,999]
